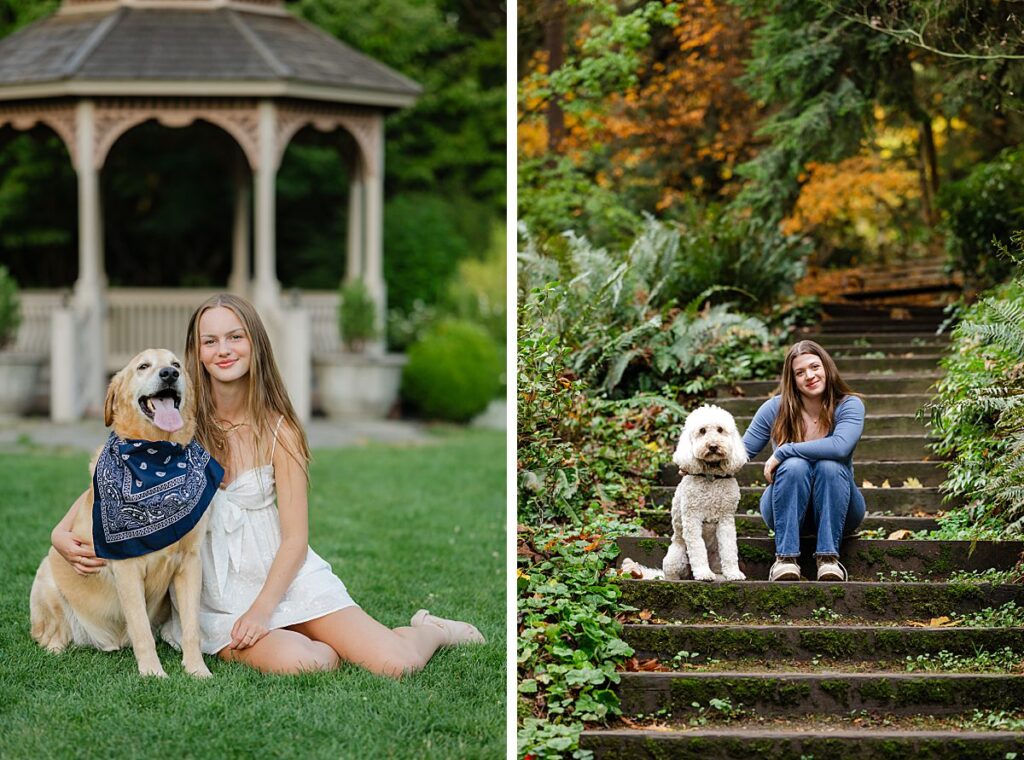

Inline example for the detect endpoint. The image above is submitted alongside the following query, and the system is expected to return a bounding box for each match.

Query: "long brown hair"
[184,293,310,475]
[771,340,858,446]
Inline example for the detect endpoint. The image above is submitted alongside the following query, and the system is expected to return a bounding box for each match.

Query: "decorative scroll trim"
[92,98,261,170]
[0,103,79,167]
[275,102,380,176]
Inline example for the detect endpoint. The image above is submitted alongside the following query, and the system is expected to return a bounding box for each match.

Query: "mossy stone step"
[637,509,939,536]
[717,394,933,416]
[813,332,949,346]
[615,672,1024,716]
[836,356,942,373]
[580,728,1024,759]
[735,413,928,436]
[647,485,950,514]
[742,435,935,462]
[617,579,1024,621]
[830,344,945,357]
[623,623,1024,661]
[820,320,946,333]
[616,537,1023,579]
[659,461,947,487]
[726,374,940,396]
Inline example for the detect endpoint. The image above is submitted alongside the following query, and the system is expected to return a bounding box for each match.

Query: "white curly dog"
[663,404,748,582]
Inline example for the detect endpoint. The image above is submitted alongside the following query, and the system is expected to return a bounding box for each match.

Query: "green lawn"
[0,428,506,759]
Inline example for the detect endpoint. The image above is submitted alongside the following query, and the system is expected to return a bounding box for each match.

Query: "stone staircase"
[581,315,1024,757]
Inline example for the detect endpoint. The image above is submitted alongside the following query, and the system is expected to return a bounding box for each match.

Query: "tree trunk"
[917,119,939,226]
[544,0,566,153]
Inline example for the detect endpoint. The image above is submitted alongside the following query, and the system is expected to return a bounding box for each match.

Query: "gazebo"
[0,0,420,421]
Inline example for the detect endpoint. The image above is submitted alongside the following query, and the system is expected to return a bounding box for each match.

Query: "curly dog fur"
[662,404,748,582]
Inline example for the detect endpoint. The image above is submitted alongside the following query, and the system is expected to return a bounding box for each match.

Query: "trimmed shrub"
[0,265,21,348]
[338,279,376,351]
[400,320,500,422]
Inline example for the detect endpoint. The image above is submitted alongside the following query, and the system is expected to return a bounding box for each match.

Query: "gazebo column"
[251,99,310,421]
[252,100,280,311]
[228,153,251,296]
[345,160,364,283]
[362,114,387,350]
[53,99,106,421]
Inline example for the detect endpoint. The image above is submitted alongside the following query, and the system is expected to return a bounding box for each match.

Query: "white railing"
[16,288,343,372]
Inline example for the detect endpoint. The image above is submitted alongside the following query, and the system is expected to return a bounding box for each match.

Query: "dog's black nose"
[159,367,179,384]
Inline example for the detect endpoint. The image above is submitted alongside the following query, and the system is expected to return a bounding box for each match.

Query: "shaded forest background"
[518,0,1024,291]
[0,0,505,325]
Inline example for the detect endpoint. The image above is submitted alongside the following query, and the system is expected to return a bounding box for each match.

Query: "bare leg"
[290,607,454,679]
[219,628,339,674]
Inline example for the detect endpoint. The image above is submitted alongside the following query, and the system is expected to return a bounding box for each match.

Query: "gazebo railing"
[18,288,343,372]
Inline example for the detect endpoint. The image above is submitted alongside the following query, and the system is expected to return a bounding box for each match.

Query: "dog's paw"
[138,662,168,678]
[723,570,746,581]
[692,569,716,582]
[185,660,213,678]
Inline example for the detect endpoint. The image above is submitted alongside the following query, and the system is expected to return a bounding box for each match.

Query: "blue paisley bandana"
[92,433,224,560]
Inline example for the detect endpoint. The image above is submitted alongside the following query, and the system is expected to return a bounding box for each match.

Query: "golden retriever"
[29,349,213,677]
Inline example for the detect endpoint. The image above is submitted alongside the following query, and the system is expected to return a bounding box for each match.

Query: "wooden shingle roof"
[0,3,420,106]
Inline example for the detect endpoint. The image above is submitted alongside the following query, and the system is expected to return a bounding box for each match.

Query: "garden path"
[583,302,1024,757]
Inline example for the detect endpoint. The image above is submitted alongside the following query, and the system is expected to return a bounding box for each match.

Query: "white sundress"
[162,425,357,654]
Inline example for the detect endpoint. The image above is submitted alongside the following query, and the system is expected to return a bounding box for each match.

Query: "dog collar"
[684,472,733,481]
[92,433,224,560]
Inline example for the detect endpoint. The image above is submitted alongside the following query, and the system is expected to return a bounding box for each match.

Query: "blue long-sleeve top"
[742,395,865,466]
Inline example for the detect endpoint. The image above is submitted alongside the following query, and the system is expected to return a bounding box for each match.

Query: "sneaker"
[769,558,801,581]
[816,556,848,582]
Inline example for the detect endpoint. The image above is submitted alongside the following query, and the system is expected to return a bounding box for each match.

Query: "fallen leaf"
[903,477,923,488]
[881,479,891,488]
[888,529,914,540]
[862,480,876,489]
[638,609,653,621]
[637,658,664,672]
[907,616,961,628]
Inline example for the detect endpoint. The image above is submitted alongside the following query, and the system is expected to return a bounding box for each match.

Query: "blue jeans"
[759,458,865,558]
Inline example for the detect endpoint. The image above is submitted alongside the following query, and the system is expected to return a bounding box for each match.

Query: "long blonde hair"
[771,340,858,446]
[184,293,310,474]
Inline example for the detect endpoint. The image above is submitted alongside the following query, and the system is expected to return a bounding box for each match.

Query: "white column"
[64,99,106,419]
[345,160,364,283]
[363,114,387,347]
[252,100,279,313]
[228,153,251,295]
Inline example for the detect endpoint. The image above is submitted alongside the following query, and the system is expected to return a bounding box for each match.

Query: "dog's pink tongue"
[151,397,183,432]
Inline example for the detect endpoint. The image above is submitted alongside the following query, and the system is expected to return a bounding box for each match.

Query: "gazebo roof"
[0,0,420,107]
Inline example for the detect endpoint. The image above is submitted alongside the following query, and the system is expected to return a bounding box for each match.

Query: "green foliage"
[386,299,440,352]
[926,235,1024,535]
[939,147,1024,291]
[729,0,915,221]
[517,510,641,759]
[0,0,57,37]
[0,133,77,286]
[295,0,505,213]
[0,264,21,348]
[338,279,377,351]
[443,224,506,345]
[904,647,1023,673]
[518,218,796,398]
[953,601,1024,628]
[384,193,469,315]
[400,319,500,422]
[517,155,643,248]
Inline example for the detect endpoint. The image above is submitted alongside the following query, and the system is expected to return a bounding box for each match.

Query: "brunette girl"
[741,340,866,582]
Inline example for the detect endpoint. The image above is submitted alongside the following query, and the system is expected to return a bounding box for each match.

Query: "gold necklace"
[215,418,250,434]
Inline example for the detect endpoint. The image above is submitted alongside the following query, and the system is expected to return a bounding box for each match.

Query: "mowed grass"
[0,428,505,759]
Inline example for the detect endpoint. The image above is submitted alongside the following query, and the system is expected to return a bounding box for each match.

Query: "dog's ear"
[726,425,748,473]
[672,426,699,474]
[104,369,127,427]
